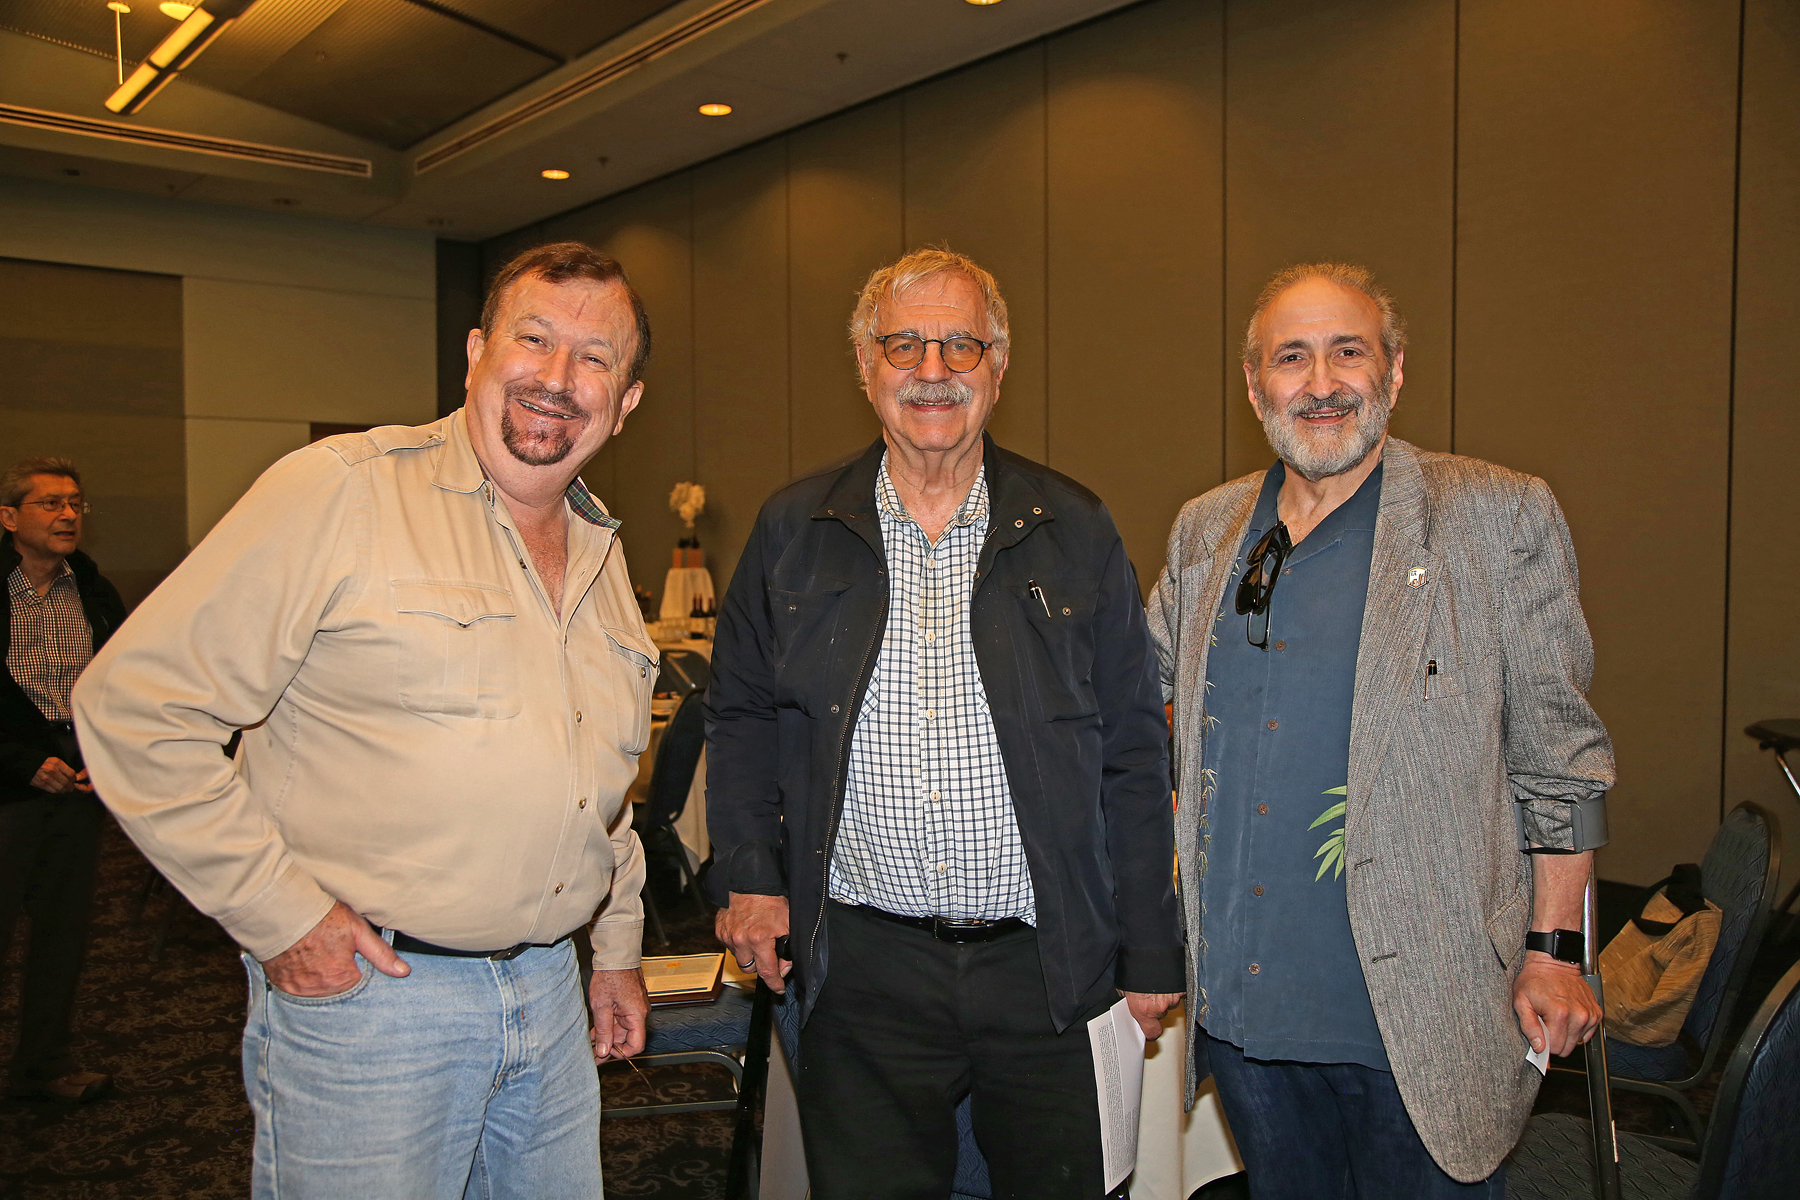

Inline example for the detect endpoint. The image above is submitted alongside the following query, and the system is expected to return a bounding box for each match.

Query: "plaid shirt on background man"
[7,565,93,721]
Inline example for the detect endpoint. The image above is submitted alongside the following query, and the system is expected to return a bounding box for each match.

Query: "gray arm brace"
[1515,794,1609,853]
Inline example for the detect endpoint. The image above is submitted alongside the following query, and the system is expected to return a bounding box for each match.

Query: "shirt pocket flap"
[393,582,517,626]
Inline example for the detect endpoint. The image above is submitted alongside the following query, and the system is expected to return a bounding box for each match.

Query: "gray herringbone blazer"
[1148,438,1615,1182]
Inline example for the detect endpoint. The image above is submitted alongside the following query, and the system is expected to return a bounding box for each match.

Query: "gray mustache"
[897,379,974,405]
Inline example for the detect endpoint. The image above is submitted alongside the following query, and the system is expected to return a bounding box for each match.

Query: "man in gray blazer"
[1148,263,1615,1196]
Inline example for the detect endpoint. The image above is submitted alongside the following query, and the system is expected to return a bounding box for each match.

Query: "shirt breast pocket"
[392,581,521,719]
[604,631,655,755]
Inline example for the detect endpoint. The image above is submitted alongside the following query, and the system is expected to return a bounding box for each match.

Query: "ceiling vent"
[0,103,373,177]
[413,0,772,175]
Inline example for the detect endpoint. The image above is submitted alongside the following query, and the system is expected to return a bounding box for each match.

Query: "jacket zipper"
[809,571,887,965]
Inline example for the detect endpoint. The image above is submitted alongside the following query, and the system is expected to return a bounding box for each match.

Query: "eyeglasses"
[7,497,91,516]
[873,333,993,373]
[1234,520,1292,649]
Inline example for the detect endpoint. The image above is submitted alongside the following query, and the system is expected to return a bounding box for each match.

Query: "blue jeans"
[1203,1031,1504,1199]
[242,936,601,1200]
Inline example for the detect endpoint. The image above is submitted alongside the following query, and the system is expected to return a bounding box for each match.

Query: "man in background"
[0,457,124,1103]
[1150,263,1613,1196]
[709,248,1185,1198]
[75,242,655,1198]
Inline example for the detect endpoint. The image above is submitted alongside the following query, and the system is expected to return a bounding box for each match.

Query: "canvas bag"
[1598,863,1722,1048]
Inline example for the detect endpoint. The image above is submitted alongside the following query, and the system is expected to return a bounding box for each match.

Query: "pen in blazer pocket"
[1027,579,1053,618]
[1425,659,1437,700]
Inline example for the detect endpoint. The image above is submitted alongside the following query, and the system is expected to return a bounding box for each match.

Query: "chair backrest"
[1684,803,1781,1055]
[1698,958,1800,1200]
[645,689,707,828]
[655,648,712,696]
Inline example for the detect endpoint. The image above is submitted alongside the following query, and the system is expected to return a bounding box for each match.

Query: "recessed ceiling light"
[160,3,195,18]
[541,168,571,180]
[965,0,1004,5]
[698,103,733,117]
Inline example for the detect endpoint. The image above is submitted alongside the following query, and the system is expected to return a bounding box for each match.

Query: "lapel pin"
[1407,567,1428,589]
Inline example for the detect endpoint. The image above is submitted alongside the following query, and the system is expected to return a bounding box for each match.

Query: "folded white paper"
[1088,997,1148,1192]
[1527,1044,1550,1075]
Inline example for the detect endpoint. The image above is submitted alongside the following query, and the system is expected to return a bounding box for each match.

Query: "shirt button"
[926,558,935,568]
[930,790,941,802]
[925,709,936,720]
[926,632,936,643]
[937,863,947,873]
[576,711,584,723]
[578,798,588,810]
[1274,640,1286,651]
[1252,884,1265,896]
[1257,804,1269,815]
[554,883,564,894]
[1266,719,1278,731]
[1248,963,1261,975]
[639,666,647,677]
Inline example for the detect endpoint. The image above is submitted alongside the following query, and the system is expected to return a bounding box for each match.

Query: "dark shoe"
[9,1068,112,1102]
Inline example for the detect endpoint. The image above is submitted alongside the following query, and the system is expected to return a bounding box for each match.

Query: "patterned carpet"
[0,819,735,1199]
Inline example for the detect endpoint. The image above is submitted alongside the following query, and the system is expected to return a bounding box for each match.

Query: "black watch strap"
[1526,928,1585,965]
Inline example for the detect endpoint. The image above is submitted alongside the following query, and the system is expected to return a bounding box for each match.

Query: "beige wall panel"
[1046,0,1224,592]
[692,142,791,596]
[184,279,437,425]
[545,174,696,604]
[1457,0,1740,883]
[0,177,434,297]
[184,416,310,548]
[1728,0,1800,881]
[788,98,904,476]
[1222,0,1456,478]
[904,46,1049,462]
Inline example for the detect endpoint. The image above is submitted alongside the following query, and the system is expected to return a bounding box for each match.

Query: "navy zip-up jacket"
[704,436,1184,1031]
[0,534,126,803]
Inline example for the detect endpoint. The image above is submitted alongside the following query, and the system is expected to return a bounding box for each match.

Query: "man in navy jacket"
[707,250,1183,1199]
[0,457,124,1103]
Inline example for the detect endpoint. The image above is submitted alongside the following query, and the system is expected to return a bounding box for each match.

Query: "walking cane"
[1580,869,1622,1200]
[725,936,787,1200]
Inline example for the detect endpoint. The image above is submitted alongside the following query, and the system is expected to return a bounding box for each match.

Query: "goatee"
[501,383,582,466]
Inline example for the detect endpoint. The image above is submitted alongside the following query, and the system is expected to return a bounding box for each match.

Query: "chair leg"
[642,879,668,949]
[676,845,711,914]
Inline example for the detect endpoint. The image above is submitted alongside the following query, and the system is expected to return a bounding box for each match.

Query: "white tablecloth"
[755,1003,1243,1198]
[659,567,715,619]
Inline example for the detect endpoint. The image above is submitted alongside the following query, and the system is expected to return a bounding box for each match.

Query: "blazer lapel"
[1347,440,1444,827]
[1180,488,1259,797]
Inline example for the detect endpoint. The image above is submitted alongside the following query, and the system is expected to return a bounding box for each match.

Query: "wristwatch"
[1526,928,1585,965]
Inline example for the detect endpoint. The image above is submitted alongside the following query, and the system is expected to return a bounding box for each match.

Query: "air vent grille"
[412,0,771,175]
[0,103,373,177]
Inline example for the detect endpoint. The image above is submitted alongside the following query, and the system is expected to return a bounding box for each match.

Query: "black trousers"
[796,901,1119,1200]
[0,793,103,1080]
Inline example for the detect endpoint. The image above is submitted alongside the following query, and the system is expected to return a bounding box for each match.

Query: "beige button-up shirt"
[73,410,652,965]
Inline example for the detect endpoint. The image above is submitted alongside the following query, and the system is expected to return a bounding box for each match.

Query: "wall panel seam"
[1720,0,1748,825]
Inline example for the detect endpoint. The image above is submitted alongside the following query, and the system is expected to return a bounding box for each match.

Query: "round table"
[660,567,715,619]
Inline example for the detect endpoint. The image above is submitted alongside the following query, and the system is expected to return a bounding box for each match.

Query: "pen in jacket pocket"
[1027,579,1053,618]
[1425,659,1437,700]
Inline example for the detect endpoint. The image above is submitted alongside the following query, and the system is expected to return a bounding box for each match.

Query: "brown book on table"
[643,952,725,1008]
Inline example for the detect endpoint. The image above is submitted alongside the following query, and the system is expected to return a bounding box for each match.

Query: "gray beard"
[1253,375,1393,482]
[501,383,580,466]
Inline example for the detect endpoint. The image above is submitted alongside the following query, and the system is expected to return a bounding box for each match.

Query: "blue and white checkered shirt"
[827,455,1037,923]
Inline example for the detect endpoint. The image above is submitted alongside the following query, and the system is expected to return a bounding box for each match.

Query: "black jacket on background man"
[705,436,1184,1030]
[0,534,125,803]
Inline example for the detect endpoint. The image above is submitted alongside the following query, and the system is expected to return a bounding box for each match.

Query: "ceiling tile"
[227,0,559,149]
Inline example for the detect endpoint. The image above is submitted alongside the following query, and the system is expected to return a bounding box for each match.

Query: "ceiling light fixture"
[159,2,195,17]
[106,0,257,116]
[540,168,570,180]
[698,103,733,116]
[106,4,131,86]
[964,0,1005,5]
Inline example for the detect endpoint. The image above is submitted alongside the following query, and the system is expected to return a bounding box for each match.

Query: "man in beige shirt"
[73,242,656,1199]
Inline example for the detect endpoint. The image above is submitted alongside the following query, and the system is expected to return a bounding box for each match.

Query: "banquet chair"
[1553,803,1780,1146]
[635,689,710,946]
[655,648,711,697]
[1506,957,1800,1200]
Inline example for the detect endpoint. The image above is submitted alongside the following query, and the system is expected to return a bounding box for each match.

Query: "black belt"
[850,904,1029,944]
[380,928,568,961]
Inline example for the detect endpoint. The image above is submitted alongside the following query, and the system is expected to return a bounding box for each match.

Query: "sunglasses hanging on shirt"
[1235,520,1293,650]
